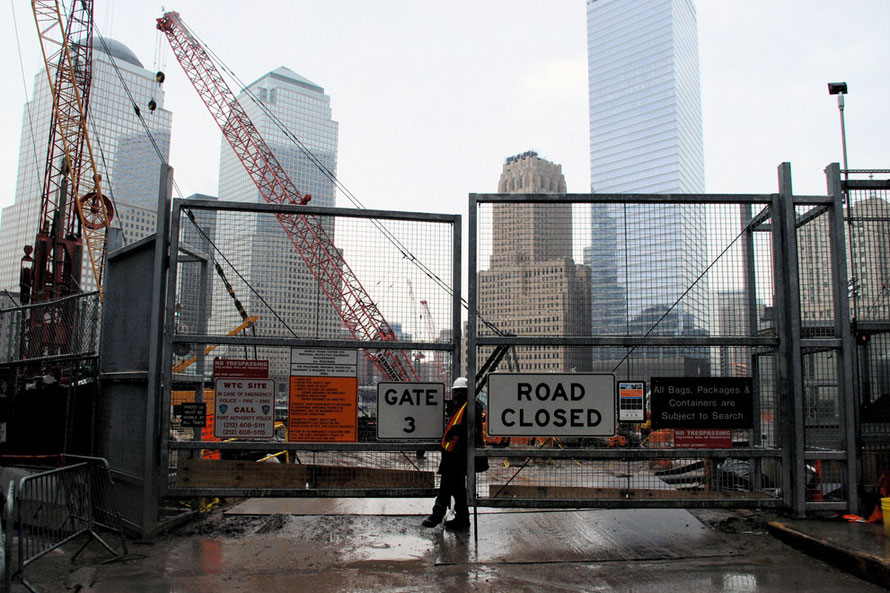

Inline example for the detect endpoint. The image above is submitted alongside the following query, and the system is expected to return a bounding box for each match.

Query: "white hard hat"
[452,377,468,390]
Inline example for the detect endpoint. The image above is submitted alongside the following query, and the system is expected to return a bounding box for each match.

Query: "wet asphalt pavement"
[14,502,886,592]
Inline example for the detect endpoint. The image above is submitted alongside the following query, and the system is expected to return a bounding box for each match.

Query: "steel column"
[826,162,859,514]
[144,164,174,534]
[776,163,807,516]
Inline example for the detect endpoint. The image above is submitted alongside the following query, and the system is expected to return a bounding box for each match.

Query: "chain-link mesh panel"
[475,201,775,343]
[471,194,788,508]
[845,177,890,322]
[0,292,101,363]
[845,171,890,504]
[165,201,459,497]
[175,206,454,344]
[475,456,782,505]
[797,205,837,336]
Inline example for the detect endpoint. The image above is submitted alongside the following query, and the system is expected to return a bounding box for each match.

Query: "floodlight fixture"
[827,82,848,95]
[828,81,849,183]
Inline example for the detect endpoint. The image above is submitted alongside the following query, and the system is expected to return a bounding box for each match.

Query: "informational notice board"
[288,348,358,442]
[673,429,732,449]
[213,358,269,379]
[650,377,753,429]
[618,381,646,422]
[213,378,276,439]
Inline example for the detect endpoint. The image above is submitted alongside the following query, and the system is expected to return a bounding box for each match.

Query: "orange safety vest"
[441,402,468,452]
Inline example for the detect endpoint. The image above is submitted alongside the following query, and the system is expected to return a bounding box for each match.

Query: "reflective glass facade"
[215,68,340,390]
[0,38,171,292]
[586,0,708,373]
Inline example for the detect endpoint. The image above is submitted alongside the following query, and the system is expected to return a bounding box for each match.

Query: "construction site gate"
[157,198,461,507]
[467,163,857,517]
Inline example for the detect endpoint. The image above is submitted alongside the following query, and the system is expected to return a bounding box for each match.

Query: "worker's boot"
[444,513,470,530]
[422,506,446,527]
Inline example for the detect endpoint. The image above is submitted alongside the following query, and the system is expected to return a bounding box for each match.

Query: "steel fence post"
[826,162,859,513]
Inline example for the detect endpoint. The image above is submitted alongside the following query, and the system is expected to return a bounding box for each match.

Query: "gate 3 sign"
[650,377,753,430]
[376,382,444,440]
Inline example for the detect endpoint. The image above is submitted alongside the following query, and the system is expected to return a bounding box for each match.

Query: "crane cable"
[185,21,507,337]
[9,0,44,207]
[86,25,296,342]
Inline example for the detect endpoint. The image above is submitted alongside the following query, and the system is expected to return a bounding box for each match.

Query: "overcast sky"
[1,0,888,219]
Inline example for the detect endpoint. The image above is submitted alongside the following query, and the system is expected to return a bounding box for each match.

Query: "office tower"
[177,194,218,339]
[587,0,704,194]
[0,38,172,292]
[586,0,708,377]
[215,67,340,391]
[478,152,591,373]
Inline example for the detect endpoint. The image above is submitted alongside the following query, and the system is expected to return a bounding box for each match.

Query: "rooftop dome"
[92,37,143,68]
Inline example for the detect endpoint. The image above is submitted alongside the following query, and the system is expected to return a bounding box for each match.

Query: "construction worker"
[422,376,480,530]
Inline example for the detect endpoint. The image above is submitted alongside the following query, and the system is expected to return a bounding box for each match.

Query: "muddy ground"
[11,505,885,593]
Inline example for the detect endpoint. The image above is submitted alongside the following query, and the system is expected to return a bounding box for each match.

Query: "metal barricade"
[7,456,127,593]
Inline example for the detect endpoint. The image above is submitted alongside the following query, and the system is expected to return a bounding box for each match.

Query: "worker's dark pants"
[432,469,468,519]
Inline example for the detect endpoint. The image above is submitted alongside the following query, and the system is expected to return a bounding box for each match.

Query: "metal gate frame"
[158,198,462,500]
[467,163,857,516]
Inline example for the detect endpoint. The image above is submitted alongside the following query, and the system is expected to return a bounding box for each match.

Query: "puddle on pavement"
[342,533,434,562]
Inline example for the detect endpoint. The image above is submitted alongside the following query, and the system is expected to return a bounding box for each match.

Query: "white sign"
[487,373,616,437]
[290,348,357,377]
[376,382,445,440]
[214,378,275,439]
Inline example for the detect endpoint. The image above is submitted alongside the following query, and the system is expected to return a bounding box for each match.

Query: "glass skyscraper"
[585,0,708,375]
[0,38,172,293]
[213,67,340,391]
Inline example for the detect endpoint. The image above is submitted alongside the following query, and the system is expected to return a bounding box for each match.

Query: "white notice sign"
[290,348,357,377]
[214,378,275,439]
[487,373,616,437]
[376,382,445,440]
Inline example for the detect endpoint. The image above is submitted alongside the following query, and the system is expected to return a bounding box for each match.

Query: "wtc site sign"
[650,377,753,429]
[487,373,616,437]
[213,378,275,439]
[376,382,445,440]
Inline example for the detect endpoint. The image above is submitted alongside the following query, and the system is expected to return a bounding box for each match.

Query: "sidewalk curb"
[767,520,890,589]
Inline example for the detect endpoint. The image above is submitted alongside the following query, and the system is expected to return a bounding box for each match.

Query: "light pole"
[828,82,849,182]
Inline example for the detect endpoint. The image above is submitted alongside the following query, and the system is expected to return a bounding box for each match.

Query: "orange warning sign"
[288,376,358,442]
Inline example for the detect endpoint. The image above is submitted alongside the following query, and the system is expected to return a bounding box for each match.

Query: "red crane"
[157,11,417,381]
[22,0,113,358]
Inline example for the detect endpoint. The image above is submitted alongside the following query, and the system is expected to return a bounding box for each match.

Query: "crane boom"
[419,300,447,383]
[157,11,417,382]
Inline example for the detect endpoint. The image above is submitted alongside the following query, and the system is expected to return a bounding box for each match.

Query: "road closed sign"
[376,382,445,440]
[487,373,615,437]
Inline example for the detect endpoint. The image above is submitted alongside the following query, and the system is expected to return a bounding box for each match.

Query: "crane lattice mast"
[29,0,113,301]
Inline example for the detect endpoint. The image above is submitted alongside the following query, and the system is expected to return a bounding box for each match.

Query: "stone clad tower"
[478,152,591,372]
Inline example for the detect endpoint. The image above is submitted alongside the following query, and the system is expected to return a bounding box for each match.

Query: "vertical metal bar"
[160,186,182,498]
[826,162,858,514]
[771,191,793,509]
[453,214,462,380]
[742,203,762,489]
[777,163,807,516]
[467,195,478,510]
[143,164,174,536]
[192,248,210,449]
